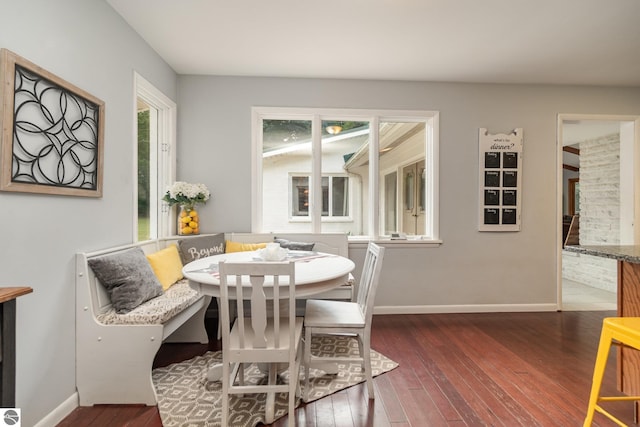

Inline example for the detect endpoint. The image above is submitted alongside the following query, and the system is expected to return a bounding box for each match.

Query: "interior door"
[401,160,425,235]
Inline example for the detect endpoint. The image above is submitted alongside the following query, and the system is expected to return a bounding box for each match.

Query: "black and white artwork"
[0,49,104,197]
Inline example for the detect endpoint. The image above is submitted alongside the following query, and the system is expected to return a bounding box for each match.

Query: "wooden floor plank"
[373,372,408,424]
[58,311,639,427]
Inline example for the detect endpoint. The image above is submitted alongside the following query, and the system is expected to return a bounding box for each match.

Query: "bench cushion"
[95,280,200,325]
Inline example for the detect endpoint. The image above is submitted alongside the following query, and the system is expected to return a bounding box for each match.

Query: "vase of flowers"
[162,181,210,235]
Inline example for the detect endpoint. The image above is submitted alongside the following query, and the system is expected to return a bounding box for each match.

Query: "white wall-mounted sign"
[478,128,523,231]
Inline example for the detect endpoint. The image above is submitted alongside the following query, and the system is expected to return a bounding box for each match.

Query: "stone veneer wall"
[562,133,619,292]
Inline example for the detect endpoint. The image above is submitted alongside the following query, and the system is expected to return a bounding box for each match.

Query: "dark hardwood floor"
[58,311,634,426]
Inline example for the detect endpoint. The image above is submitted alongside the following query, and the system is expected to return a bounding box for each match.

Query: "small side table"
[0,287,32,407]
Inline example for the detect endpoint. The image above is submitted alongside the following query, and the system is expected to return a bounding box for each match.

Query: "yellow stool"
[584,317,640,426]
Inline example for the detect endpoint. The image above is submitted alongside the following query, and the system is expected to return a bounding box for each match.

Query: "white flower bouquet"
[162,181,210,208]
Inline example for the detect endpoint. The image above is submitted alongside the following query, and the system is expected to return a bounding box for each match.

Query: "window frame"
[133,72,177,241]
[252,107,440,242]
[289,173,352,221]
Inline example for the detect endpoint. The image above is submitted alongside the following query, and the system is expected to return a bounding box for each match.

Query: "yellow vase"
[177,205,200,235]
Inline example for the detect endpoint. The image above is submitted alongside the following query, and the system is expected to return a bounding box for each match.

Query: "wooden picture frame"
[0,49,104,197]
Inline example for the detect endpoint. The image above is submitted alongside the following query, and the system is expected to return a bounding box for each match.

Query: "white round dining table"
[182,250,355,298]
[182,250,355,385]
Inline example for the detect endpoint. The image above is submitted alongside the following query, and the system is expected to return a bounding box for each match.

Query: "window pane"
[321,176,329,216]
[332,176,349,216]
[384,172,397,234]
[404,166,415,211]
[323,120,369,234]
[262,120,313,232]
[137,105,151,241]
[291,176,309,216]
[379,122,426,236]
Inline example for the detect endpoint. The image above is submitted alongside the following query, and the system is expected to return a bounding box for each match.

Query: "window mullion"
[327,176,333,217]
[369,117,380,239]
[311,116,322,233]
[158,110,174,237]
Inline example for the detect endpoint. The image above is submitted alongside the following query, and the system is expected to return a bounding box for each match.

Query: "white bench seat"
[76,238,211,406]
[95,279,198,326]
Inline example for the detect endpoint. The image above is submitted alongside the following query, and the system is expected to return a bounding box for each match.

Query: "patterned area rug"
[152,335,398,426]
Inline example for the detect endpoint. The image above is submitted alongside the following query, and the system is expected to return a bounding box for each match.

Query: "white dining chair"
[303,241,385,401]
[218,260,303,427]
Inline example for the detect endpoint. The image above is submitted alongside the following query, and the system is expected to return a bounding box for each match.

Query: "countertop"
[0,287,32,304]
[564,245,640,264]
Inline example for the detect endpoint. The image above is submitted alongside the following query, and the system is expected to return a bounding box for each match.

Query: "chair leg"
[304,327,312,401]
[221,361,230,427]
[361,333,375,399]
[216,297,222,340]
[584,326,614,426]
[265,363,278,424]
[295,343,303,399]
[288,359,298,427]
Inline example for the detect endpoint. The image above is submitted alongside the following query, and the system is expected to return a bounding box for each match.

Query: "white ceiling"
[106,0,640,86]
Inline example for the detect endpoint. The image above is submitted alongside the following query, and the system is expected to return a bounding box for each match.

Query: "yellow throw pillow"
[146,245,184,291]
[225,241,268,253]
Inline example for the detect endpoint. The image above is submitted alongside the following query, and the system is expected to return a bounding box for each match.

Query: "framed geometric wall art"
[0,48,104,197]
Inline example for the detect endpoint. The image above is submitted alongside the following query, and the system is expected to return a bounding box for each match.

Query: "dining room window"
[134,73,176,241]
[252,107,439,241]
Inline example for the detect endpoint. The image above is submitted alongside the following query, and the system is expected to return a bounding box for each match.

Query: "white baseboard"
[374,303,559,315]
[34,393,78,427]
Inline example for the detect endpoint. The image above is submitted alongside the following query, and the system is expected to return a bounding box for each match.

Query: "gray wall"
[177,77,640,311]
[0,1,177,425]
[1,0,640,424]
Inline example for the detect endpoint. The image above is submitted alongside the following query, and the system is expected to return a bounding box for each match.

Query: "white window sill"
[347,237,443,249]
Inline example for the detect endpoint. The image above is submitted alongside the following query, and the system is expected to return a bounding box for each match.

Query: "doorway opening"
[557,114,640,310]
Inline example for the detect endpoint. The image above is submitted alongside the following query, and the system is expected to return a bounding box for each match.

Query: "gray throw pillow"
[88,247,164,314]
[274,238,315,251]
[178,233,226,263]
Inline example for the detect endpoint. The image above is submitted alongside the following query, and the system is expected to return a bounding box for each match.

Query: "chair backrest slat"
[273,275,280,348]
[356,242,385,322]
[234,275,246,348]
[219,261,296,352]
[248,274,268,348]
